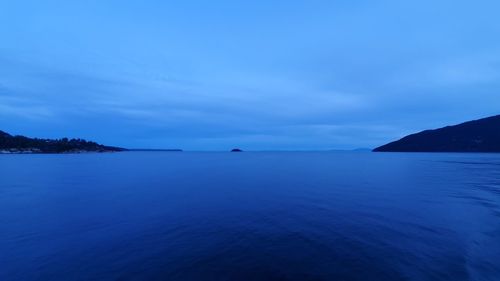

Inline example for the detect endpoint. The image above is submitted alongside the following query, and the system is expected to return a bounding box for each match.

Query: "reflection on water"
[0,152,499,280]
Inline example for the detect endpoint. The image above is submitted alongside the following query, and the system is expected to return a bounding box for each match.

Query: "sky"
[1,0,500,150]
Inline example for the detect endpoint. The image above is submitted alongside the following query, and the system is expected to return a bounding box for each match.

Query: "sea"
[1,151,499,281]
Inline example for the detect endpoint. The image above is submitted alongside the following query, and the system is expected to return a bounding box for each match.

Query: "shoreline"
[0,149,125,154]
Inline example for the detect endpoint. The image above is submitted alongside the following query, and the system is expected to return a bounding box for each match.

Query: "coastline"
[0,149,125,154]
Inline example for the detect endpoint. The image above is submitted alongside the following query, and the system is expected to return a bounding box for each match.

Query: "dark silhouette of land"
[0,130,126,153]
[374,115,500,152]
[231,148,243,152]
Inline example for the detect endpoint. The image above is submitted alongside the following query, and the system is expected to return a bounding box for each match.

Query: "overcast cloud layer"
[1,0,500,150]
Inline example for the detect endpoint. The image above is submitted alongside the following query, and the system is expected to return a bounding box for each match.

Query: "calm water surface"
[1,152,499,281]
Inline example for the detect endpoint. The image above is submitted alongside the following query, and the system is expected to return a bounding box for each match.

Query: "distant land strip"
[374,114,500,152]
[0,130,126,154]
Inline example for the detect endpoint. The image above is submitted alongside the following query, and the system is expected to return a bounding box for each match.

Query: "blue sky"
[1,0,500,150]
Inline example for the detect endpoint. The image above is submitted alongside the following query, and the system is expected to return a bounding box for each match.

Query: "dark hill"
[0,130,126,153]
[374,115,500,152]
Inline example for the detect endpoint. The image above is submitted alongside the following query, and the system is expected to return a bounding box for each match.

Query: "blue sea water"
[1,152,499,281]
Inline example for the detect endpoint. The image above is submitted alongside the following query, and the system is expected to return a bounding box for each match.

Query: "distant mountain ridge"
[374,115,500,152]
[0,130,126,153]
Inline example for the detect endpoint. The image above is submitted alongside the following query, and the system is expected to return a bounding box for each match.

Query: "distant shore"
[0,130,126,154]
[0,148,125,154]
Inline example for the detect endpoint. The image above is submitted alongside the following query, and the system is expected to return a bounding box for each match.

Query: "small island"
[374,114,500,152]
[231,148,243,152]
[0,130,126,154]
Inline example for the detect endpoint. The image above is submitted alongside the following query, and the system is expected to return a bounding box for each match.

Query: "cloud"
[390,52,500,89]
[0,96,54,120]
